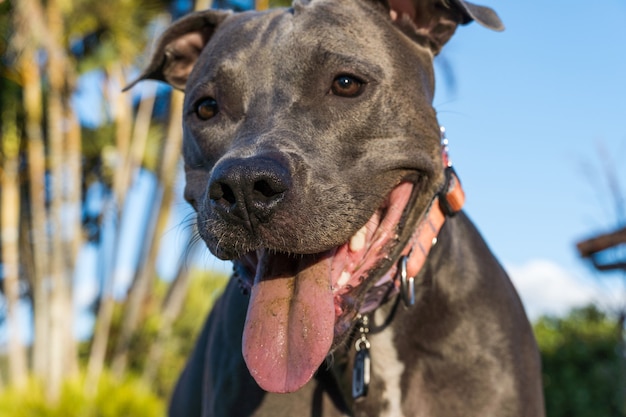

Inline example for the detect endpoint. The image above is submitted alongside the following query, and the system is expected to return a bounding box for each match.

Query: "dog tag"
[352,341,371,399]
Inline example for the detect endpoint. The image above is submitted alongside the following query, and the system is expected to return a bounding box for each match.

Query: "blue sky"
[431,0,626,317]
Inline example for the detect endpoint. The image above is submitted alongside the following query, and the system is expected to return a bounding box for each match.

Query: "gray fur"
[133,1,544,415]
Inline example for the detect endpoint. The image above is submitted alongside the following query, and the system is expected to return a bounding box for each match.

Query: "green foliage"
[79,270,228,397]
[535,305,625,417]
[2,271,228,415]
[0,372,164,417]
[65,0,170,71]
[81,119,166,188]
[142,124,172,172]
[151,271,229,395]
[269,0,292,7]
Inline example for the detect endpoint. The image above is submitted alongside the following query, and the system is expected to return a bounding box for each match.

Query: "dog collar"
[351,127,465,401]
[358,127,465,314]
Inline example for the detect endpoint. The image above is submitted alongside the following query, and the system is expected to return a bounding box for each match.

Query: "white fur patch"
[371,309,406,417]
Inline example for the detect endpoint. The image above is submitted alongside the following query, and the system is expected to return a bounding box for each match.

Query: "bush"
[0,271,229,416]
[535,305,624,417]
[0,372,165,417]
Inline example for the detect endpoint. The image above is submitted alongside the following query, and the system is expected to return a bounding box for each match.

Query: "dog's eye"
[196,97,219,120]
[331,75,365,97]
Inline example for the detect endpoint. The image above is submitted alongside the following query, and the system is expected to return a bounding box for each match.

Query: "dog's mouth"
[236,181,416,393]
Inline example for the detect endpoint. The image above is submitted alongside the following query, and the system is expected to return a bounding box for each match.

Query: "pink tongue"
[242,252,335,393]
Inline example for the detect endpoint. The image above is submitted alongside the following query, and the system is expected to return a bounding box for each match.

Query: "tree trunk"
[195,0,213,10]
[0,99,29,389]
[62,102,81,378]
[45,0,79,400]
[110,64,134,204]
[13,0,53,385]
[65,108,83,275]
[111,90,184,377]
[85,264,116,395]
[85,65,135,390]
[128,84,157,175]
[20,45,52,382]
[141,250,192,383]
[138,0,212,385]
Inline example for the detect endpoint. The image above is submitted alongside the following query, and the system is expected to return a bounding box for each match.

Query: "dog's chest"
[350,310,409,417]
[369,322,406,416]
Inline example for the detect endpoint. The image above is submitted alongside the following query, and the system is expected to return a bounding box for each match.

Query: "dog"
[128,0,545,415]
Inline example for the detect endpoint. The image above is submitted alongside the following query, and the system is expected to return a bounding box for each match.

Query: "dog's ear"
[384,0,503,54]
[450,0,504,31]
[124,10,231,91]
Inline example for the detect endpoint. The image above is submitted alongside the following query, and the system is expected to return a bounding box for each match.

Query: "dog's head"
[130,0,502,393]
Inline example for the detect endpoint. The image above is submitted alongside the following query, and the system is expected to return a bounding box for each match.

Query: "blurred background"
[0,0,624,416]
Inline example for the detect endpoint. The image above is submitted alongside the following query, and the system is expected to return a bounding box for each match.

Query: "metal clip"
[353,315,371,399]
[354,314,370,350]
[398,255,415,307]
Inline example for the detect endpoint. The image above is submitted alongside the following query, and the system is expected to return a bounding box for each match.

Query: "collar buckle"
[398,255,415,307]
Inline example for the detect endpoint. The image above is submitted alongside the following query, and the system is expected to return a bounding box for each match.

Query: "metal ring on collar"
[398,255,415,307]
[355,336,371,351]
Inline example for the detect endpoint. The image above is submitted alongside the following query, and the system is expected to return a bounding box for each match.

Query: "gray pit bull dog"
[129,0,545,415]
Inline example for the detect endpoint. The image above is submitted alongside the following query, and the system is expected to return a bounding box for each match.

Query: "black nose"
[208,156,291,229]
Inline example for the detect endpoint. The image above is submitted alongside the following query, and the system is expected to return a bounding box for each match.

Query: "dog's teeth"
[349,225,367,252]
[338,271,351,287]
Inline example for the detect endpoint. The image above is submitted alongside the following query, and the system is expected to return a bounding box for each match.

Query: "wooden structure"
[577,226,626,272]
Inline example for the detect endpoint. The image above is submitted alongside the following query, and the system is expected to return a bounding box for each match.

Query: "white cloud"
[504,259,603,320]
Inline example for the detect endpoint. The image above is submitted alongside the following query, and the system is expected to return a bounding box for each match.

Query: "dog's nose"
[208,156,291,228]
